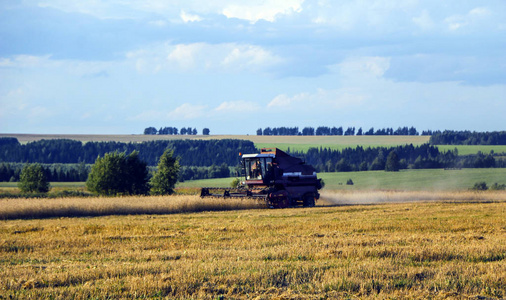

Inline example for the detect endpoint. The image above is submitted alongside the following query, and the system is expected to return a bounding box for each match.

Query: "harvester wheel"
[278,197,290,209]
[303,193,315,207]
[200,188,210,197]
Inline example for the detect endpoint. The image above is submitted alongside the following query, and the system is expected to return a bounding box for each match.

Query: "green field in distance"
[177,168,506,191]
[2,168,505,192]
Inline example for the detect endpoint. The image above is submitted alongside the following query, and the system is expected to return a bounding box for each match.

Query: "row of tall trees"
[257,126,420,136]
[144,127,210,136]
[429,130,506,145]
[0,162,89,182]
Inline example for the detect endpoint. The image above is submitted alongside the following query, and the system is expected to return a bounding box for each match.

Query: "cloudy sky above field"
[1,1,505,134]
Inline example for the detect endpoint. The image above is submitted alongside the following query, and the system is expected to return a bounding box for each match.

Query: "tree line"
[292,144,502,173]
[0,162,89,182]
[429,130,506,145]
[0,138,255,182]
[257,126,421,136]
[1,162,233,183]
[0,138,256,166]
[144,126,210,135]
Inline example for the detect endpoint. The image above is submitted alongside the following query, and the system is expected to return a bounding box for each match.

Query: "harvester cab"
[242,150,275,183]
[201,148,322,208]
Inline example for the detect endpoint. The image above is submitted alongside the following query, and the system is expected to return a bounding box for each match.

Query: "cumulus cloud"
[445,7,491,31]
[37,0,304,23]
[130,101,260,123]
[268,89,366,111]
[222,0,304,23]
[0,55,55,68]
[167,103,207,120]
[267,93,308,108]
[336,56,391,78]
[166,43,206,70]
[180,10,202,23]
[214,100,261,112]
[126,42,283,73]
[221,45,282,70]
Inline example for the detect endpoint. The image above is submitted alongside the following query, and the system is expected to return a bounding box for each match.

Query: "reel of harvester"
[200,186,291,208]
[200,186,262,199]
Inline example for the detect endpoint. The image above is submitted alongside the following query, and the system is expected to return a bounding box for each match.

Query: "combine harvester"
[200,148,323,208]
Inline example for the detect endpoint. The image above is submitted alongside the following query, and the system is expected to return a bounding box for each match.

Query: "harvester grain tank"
[200,148,322,208]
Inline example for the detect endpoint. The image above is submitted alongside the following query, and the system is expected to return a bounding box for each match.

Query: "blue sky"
[1,0,505,134]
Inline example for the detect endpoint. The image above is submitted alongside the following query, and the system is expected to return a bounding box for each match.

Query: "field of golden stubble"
[0,193,505,299]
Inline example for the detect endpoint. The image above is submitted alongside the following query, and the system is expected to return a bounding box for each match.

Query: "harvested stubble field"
[1,192,505,299]
[0,133,430,146]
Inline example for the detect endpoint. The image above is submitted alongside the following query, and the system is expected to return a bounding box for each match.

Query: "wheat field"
[1,192,505,299]
[0,195,267,220]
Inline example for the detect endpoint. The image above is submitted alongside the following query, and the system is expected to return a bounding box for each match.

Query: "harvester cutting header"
[201,148,323,208]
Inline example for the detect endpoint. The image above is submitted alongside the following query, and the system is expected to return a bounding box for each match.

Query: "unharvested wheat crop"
[0,195,267,220]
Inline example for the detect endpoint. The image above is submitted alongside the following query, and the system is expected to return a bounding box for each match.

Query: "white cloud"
[127,42,283,73]
[0,55,55,68]
[36,0,303,23]
[337,56,391,78]
[267,89,366,110]
[180,10,202,23]
[267,93,308,108]
[221,45,282,70]
[37,0,306,23]
[167,43,206,70]
[469,7,491,17]
[167,103,207,120]
[445,7,491,31]
[214,100,261,112]
[222,0,303,23]
[130,101,260,123]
